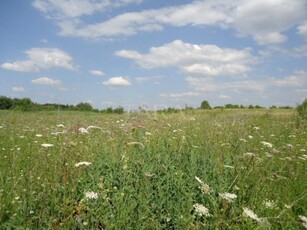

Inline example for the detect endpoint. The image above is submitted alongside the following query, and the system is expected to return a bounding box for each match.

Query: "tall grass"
[0,109,306,229]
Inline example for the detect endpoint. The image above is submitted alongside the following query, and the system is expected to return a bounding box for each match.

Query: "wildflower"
[253,126,260,131]
[285,144,293,149]
[126,142,145,149]
[239,138,247,142]
[74,162,92,167]
[57,124,65,128]
[248,135,253,139]
[219,192,237,202]
[263,199,277,209]
[244,152,255,157]
[145,132,152,136]
[41,143,53,148]
[243,207,262,222]
[261,141,273,148]
[87,125,102,130]
[189,117,196,121]
[299,215,307,229]
[0,126,3,128]
[85,191,98,200]
[78,127,89,134]
[195,176,211,194]
[35,134,43,137]
[300,149,306,152]
[193,203,211,217]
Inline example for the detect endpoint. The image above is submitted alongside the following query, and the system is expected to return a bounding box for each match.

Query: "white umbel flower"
[41,143,53,148]
[193,203,211,217]
[261,141,273,148]
[75,162,92,167]
[243,207,262,222]
[85,191,98,200]
[219,192,237,202]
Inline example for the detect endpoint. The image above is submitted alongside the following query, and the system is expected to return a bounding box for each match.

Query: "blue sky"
[0,0,306,109]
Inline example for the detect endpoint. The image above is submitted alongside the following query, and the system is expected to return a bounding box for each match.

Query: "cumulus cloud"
[32,0,143,19]
[90,70,105,76]
[297,22,307,38]
[270,71,307,87]
[1,48,75,72]
[103,76,131,86]
[32,77,62,86]
[12,86,25,92]
[185,77,266,92]
[116,40,255,77]
[159,92,200,98]
[32,0,307,44]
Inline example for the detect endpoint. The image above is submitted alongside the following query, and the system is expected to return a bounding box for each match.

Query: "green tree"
[76,102,93,111]
[0,96,13,109]
[200,100,211,109]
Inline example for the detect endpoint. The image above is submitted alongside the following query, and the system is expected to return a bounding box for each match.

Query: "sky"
[0,0,306,110]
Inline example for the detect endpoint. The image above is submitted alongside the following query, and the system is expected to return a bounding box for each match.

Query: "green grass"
[0,109,306,229]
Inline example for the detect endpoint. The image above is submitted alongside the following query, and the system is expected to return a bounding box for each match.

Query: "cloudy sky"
[0,0,306,109]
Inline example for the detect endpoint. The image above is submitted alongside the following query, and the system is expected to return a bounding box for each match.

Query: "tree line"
[0,96,124,114]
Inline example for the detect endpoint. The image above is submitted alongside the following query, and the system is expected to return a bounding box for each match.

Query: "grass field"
[0,109,306,229]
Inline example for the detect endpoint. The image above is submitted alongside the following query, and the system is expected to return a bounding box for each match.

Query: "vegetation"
[297,99,307,119]
[200,100,211,109]
[0,108,306,229]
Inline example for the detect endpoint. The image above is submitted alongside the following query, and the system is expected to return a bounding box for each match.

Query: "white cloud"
[231,0,306,44]
[103,76,131,86]
[32,77,62,86]
[116,40,255,77]
[12,86,25,92]
[219,94,231,99]
[1,48,75,72]
[90,70,105,76]
[293,45,307,57]
[32,0,143,19]
[297,22,307,38]
[271,71,307,87]
[185,77,266,92]
[159,92,199,98]
[33,0,307,44]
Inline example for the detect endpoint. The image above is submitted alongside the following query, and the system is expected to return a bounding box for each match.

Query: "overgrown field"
[0,109,306,229]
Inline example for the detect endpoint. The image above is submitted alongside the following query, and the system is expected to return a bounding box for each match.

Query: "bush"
[297,99,307,119]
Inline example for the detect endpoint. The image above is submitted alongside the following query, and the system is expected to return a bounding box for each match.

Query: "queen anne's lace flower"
[85,191,98,200]
[193,203,211,217]
[219,192,237,202]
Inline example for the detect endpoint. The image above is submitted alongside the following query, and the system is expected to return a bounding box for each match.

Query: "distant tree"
[0,96,13,109]
[76,102,93,111]
[114,107,124,114]
[297,99,307,119]
[200,100,211,109]
[12,97,33,111]
[248,105,254,109]
[270,105,277,109]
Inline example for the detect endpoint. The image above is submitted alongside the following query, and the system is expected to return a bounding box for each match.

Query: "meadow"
[0,109,306,229]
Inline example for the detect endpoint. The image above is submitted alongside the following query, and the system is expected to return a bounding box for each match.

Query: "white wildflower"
[87,125,102,130]
[299,215,307,229]
[145,132,152,136]
[85,191,98,200]
[189,117,196,121]
[263,199,277,209]
[289,135,296,138]
[253,126,260,131]
[74,162,92,167]
[300,149,306,152]
[195,176,211,194]
[0,126,3,128]
[243,207,262,222]
[57,124,65,128]
[35,134,43,137]
[219,192,237,202]
[261,141,273,148]
[285,144,293,149]
[248,135,253,139]
[41,143,53,148]
[126,142,145,149]
[244,152,255,157]
[78,127,89,134]
[240,138,247,142]
[193,203,211,217]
